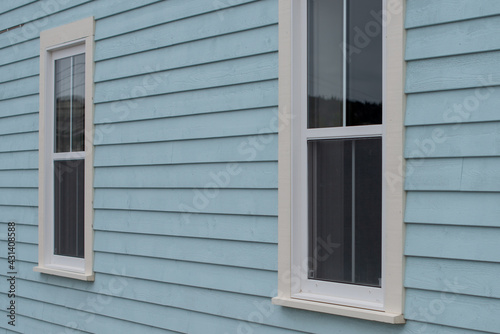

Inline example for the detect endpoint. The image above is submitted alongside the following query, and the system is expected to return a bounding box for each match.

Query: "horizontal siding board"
[94,135,278,166]
[94,209,277,243]
[94,252,276,297]
[405,0,500,28]
[405,224,500,262]
[406,157,500,192]
[0,0,91,32]
[405,191,500,227]
[0,313,91,334]
[95,0,257,40]
[405,288,500,333]
[94,80,278,124]
[0,131,38,152]
[0,95,38,119]
[0,57,38,84]
[94,52,278,103]
[95,107,278,145]
[0,206,38,225]
[94,162,277,189]
[95,24,278,82]
[406,52,500,93]
[405,257,500,299]
[0,75,38,100]
[405,122,500,158]
[0,39,38,66]
[0,0,162,50]
[0,241,37,263]
[94,231,276,270]
[0,188,37,207]
[0,222,36,244]
[0,112,38,135]
[94,0,278,61]
[405,86,500,126]
[406,16,500,61]
[0,0,37,15]
[94,188,277,216]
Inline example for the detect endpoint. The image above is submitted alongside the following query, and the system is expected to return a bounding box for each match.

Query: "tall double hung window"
[274,0,405,323]
[36,18,95,280]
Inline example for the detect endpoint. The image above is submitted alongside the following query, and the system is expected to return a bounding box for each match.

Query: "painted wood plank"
[0,0,162,50]
[407,157,500,192]
[0,222,36,244]
[94,80,278,124]
[405,288,500,333]
[95,24,278,82]
[0,206,37,225]
[94,253,276,298]
[94,209,277,243]
[94,162,277,189]
[0,0,37,15]
[405,86,500,126]
[94,231,277,270]
[406,0,500,29]
[0,0,91,32]
[406,191,500,227]
[95,107,278,145]
[94,134,278,166]
[0,151,38,170]
[0,39,38,66]
[406,16,500,61]
[0,95,38,119]
[405,223,500,262]
[0,76,38,100]
[405,122,500,158]
[0,57,38,84]
[0,188,37,207]
[95,0,257,40]
[406,52,500,93]
[405,257,500,299]
[94,0,278,61]
[0,132,38,152]
[0,113,38,136]
[94,52,278,103]
[94,188,277,216]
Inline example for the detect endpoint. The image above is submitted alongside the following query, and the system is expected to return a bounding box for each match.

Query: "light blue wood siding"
[2,0,500,333]
[404,1,500,333]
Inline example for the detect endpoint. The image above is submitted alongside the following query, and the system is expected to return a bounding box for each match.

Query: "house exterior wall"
[0,0,498,333]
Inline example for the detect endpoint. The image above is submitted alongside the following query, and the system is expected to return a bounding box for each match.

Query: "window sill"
[34,266,95,281]
[272,296,405,324]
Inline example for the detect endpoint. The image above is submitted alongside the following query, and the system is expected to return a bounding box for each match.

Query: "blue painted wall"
[0,0,499,333]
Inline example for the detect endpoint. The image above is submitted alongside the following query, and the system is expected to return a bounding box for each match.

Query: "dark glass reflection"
[308,138,382,286]
[55,54,85,153]
[307,0,383,128]
[346,0,383,125]
[54,159,85,258]
[308,0,344,128]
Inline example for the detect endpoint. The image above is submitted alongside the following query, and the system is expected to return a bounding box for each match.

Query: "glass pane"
[308,137,381,287]
[55,57,72,153]
[346,0,383,126]
[307,0,344,128]
[54,159,85,258]
[72,54,85,152]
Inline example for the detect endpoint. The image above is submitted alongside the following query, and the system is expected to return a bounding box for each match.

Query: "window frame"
[35,17,95,281]
[273,0,406,323]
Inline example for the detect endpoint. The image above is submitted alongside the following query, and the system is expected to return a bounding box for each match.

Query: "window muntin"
[292,0,384,309]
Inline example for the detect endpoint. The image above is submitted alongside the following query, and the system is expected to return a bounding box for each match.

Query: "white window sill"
[272,296,405,324]
[34,266,95,281]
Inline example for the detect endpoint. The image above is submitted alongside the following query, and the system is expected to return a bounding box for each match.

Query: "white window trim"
[272,0,406,323]
[35,17,95,281]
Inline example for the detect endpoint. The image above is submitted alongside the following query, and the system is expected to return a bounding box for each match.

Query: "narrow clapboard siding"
[0,95,38,118]
[0,113,38,136]
[0,57,38,84]
[0,0,37,15]
[404,2,500,333]
[405,0,500,28]
[0,76,38,100]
